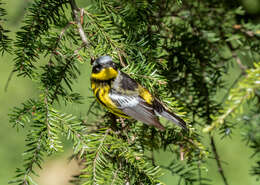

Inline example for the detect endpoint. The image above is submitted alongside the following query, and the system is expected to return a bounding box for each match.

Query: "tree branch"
[232,52,247,75]
[69,0,89,48]
[220,73,244,104]
[4,70,14,92]
[226,41,247,75]
[50,21,74,58]
[93,129,110,183]
[210,135,229,185]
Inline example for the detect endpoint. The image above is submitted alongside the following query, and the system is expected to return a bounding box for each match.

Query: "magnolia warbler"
[90,56,187,131]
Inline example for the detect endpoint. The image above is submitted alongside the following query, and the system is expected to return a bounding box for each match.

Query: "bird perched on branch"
[90,56,187,131]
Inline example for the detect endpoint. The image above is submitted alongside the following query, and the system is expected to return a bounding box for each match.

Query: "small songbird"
[90,56,187,131]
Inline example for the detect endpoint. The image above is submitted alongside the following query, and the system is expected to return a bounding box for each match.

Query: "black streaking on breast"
[96,89,108,107]
[120,72,138,91]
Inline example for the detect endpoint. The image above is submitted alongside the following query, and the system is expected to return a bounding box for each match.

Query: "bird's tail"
[159,110,187,130]
[153,99,188,130]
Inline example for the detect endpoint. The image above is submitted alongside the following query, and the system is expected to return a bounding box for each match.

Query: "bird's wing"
[109,92,165,131]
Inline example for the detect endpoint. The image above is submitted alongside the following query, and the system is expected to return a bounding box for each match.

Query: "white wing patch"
[109,93,139,108]
[109,91,165,130]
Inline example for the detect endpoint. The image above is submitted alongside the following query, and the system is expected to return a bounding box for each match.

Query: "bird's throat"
[91,67,118,81]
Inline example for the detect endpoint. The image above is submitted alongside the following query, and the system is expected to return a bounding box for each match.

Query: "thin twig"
[73,43,88,56]
[111,168,119,185]
[92,129,110,183]
[233,25,256,37]
[197,160,202,185]
[117,51,126,67]
[50,21,74,57]
[210,135,229,185]
[226,41,247,75]
[232,52,247,74]
[53,50,66,58]
[44,89,51,137]
[22,129,45,185]
[50,57,73,104]
[128,73,167,85]
[69,0,95,61]
[220,73,244,104]
[57,21,74,45]
[4,70,14,92]
[151,149,156,166]
[69,0,89,47]
[87,100,97,115]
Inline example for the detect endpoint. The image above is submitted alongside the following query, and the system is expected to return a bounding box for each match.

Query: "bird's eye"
[93,65,101,73]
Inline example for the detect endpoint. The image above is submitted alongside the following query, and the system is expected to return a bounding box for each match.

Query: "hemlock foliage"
[0,0,11,54]
[1,0,259,184]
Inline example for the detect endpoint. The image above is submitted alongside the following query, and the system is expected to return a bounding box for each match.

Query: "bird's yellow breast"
[91,80,129,118]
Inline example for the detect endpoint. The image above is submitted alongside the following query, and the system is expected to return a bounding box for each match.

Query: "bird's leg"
[109,113,120,132]
[120,117,127,129]
[119,117,131,144]
[180,145,184,161]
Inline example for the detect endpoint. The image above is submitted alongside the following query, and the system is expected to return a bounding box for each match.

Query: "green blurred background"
[0,0,259,185]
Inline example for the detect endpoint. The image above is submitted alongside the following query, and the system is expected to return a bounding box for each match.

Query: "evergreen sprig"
[0,0,11,54]
[13,0,69,77]
[78,129,164,185]
[204,62,260,132]
[5,0,260,184]
[9,96,63,184]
